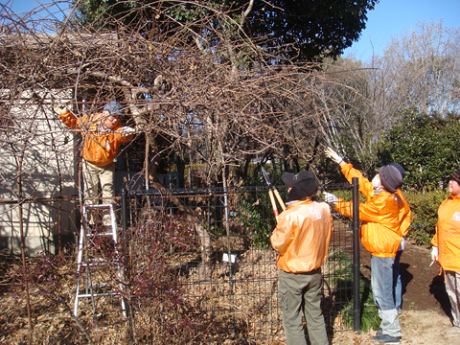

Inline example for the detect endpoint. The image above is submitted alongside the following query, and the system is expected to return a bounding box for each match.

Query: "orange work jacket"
[335,163,403,258]
[431,195,460,272]
[271,199,333,273]
[59,111,133,167]
[395,189,411,238]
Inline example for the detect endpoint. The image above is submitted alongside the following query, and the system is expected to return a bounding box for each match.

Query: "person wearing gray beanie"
[324,147,406,344]
[387,162,411,320]
[56,100,135,227]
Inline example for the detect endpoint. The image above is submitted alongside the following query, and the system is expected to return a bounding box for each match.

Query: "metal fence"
[120,180,359,343]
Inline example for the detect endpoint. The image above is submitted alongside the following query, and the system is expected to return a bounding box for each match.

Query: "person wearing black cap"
[271,170,333,345]
[431,169,460,337]
[324,147,404,344]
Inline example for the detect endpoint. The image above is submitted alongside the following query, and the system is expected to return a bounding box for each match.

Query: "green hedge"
[404,190,449,245]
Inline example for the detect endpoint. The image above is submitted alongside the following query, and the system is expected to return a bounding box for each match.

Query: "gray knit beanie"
[389,162,406,179]
[103,101,123,115]
[379,165,403,193]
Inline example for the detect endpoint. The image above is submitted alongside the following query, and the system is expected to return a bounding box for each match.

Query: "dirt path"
[332,309,452,344]
[331,241,457,345]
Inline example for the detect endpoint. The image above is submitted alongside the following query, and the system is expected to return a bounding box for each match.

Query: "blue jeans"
[371,255,401,337]
[393,250,403,310]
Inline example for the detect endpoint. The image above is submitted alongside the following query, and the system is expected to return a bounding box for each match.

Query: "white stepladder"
[74,204,127,318]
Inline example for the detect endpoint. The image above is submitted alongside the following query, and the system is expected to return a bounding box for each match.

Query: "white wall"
[0,90,78,255]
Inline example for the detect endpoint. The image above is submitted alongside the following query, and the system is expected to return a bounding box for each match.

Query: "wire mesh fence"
[121,182,359,342]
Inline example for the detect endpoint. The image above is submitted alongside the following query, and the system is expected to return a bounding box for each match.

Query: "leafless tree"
[314,21,460,175]
[1,4,364,340]
[368,21,460,123]
[1,1,343,188]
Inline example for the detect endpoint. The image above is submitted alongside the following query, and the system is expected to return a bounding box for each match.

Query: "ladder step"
[76,282,111,289]
[91,282,110,289]
[75,203,126,318]
[77,292,119,298]
[86,232,115,237]
[81,262,110,267]
[81,257,113,266]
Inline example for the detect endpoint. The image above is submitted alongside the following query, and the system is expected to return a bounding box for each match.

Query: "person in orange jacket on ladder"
[56,101,134,226]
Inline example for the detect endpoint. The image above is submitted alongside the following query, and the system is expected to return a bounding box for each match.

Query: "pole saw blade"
[261,166,286,211]
[261,166,279,222]
[261,166,272,186]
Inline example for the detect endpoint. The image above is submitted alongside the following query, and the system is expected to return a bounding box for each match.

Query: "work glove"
[431,246,438,262]
[121,126,136,135]
[55,104,68,114]
[325,147,343,164]
[323,192,339,204]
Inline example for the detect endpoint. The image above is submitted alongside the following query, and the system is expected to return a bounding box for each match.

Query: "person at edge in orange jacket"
[271,170,333,345]
[324,147,404,345]
[56,101,134,226]
[431,170,460,337]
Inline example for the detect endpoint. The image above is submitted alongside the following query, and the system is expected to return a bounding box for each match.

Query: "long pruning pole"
[267,185,279,223]
[272,186,286,212]
[261,166,286,223]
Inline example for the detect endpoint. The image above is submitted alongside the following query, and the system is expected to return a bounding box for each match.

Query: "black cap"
[282,170,319,200]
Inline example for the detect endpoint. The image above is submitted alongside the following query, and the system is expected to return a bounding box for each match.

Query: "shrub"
[240,199,275,248]
[239,164,285,248]
[122,217,215,343]
[11,216,215,344]
[378,109,460,190]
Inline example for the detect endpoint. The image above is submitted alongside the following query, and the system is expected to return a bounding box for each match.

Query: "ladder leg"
[74,204,127,318]
[110,204,127,318]
[74,223,85,316]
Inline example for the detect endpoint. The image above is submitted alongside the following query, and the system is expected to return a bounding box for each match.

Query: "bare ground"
[330,240,457,345]
[332,309,452,344]
[1,240,457,344]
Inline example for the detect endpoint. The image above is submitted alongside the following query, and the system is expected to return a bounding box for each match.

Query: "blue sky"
[2,0,69,19]
[4,0,50,14]
[343,0,460,62]
[4,0,460,62]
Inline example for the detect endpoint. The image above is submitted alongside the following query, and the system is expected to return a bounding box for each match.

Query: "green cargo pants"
[278,268,329,345]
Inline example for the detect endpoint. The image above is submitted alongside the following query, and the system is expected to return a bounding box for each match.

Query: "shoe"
[373,334,401,344]
[445,326,460,336]
[376,328,382,335]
